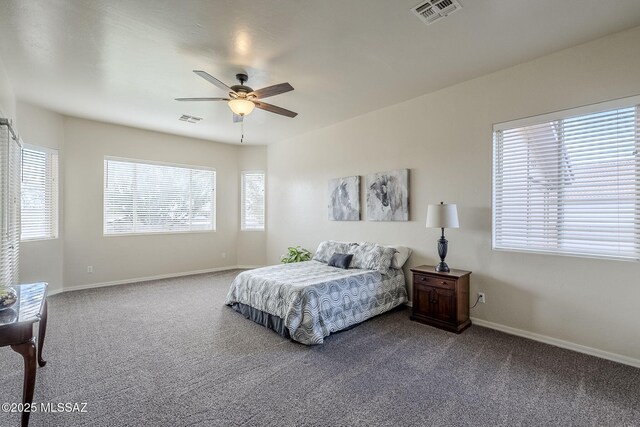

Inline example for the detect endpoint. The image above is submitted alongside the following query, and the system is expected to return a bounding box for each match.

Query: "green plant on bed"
[280,246,312,264]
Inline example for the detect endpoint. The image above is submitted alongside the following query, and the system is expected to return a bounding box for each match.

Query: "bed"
[224,241,410,345]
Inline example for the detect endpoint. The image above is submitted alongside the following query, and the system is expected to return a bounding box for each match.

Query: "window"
[493,97,640,261]
[104,157,215,235]
[241,171,265,231]
[21,145,59,240]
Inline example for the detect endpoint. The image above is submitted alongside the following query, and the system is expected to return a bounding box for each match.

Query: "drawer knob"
[441,281,447,285]
[421,277,426,281]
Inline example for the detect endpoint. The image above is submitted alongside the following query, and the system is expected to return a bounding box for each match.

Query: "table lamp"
[426,202,459,273]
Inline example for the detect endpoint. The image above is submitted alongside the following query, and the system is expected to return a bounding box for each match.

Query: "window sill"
[21,237,59,243]
[492,246,639,263]
[104,230,216,237]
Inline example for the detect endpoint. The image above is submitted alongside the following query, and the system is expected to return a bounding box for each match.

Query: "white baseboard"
[470,317,640,369]
[47,265,261,297]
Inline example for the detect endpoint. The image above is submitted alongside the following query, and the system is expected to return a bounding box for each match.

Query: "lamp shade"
[426,203,459,229]
[228,98,255,116]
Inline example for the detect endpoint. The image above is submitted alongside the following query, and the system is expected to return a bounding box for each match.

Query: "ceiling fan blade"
[253,101,298,118]
[193,70,236,94]
[249,82,294,99]
[175,97,229,101]
[233,113,244,123]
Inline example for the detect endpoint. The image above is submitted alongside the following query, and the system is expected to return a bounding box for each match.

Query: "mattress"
[224,260,408,344]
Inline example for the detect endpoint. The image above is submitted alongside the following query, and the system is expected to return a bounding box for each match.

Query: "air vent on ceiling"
[179,114,202,124]
[411,0,462,25]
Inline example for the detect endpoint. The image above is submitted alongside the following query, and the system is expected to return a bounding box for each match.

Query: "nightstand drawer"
[413,274,455,290]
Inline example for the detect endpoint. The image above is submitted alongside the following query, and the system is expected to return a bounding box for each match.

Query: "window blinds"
[21,146,59,240]
[0,124,21,286]
[493,98,640,261]
[104,158,215,235]
[241,171,265,231]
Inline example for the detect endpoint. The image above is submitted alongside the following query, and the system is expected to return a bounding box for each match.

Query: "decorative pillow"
[328,253,353,269]
[386,245,412,269]
[312,240,354,263]
[348,242,396,274]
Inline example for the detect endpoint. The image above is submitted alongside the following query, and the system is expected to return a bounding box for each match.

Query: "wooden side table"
[0,283,48,427]
[410,265,471,333]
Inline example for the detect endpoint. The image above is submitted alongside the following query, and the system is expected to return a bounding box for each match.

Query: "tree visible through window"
[104,158,215,235]
[493,99,639,261]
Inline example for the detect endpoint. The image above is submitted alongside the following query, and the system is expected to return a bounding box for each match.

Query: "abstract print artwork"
[366,169,409,221]
[328,176,360,221]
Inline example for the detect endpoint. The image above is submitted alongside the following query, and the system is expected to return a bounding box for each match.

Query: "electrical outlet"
[87,266,93,274]
[478,292,486,304]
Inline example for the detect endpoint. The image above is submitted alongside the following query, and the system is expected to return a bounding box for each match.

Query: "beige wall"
[2,67,65,294]
[63,117,242,287]
[266,27,640,361]
[17,102,65,293]
[237,145,267,266]
[0,56,14,120]
[5,95,268,291]
[10,106,268,291]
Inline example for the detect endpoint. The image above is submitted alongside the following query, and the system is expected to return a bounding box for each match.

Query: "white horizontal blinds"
[104,159,134,234]
[21,146,59,240]
[493,103,640,260]
[1,127,22,285]
[241,171,265,230]
[8,139,20,284]
[0,125,8,286]
[104,158,215,235]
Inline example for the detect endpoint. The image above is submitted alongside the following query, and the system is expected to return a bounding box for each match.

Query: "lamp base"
[435,261,450,273]
[436,231,450,273]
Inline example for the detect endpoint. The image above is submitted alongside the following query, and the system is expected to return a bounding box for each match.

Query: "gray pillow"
[349,242,396,274]
[312,240,353,263]
[328,253,353,269]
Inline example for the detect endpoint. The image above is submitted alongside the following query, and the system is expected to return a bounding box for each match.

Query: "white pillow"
[386,245,412,269]
[312,240,355,263]
[349,242,396,275]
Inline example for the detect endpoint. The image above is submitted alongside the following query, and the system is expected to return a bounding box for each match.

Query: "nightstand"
[409,265,471,333]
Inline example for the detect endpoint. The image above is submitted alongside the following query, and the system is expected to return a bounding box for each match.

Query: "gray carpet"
[0,270,638,427]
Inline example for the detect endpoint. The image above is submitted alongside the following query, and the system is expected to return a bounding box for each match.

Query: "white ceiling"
[1,0,639,145]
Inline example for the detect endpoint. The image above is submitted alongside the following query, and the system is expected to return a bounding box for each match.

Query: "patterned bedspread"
[224,261,408,344]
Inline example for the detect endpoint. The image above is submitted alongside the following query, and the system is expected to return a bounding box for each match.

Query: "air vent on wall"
[411,0,462,25]
[179,114,203,124]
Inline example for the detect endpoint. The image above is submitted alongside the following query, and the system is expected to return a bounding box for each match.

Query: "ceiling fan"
[176,71,298,122]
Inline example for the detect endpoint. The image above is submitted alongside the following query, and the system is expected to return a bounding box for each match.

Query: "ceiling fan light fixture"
[178,71,296,119]
[228,98,255,116]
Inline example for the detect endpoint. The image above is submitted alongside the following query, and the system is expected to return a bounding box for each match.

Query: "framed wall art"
[328,175,360,221]
[366,169,409,221]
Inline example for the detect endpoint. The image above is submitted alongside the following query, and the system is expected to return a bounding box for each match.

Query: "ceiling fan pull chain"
[241,119,244,143]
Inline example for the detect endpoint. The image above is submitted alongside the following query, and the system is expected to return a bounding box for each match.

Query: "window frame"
[103,156,216,236]
[240,170,265,232]
[20,143,59,242]
[492,95,640,262]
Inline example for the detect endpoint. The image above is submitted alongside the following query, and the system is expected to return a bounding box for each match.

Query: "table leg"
[11,339,37,427]
[38,299,47,367]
